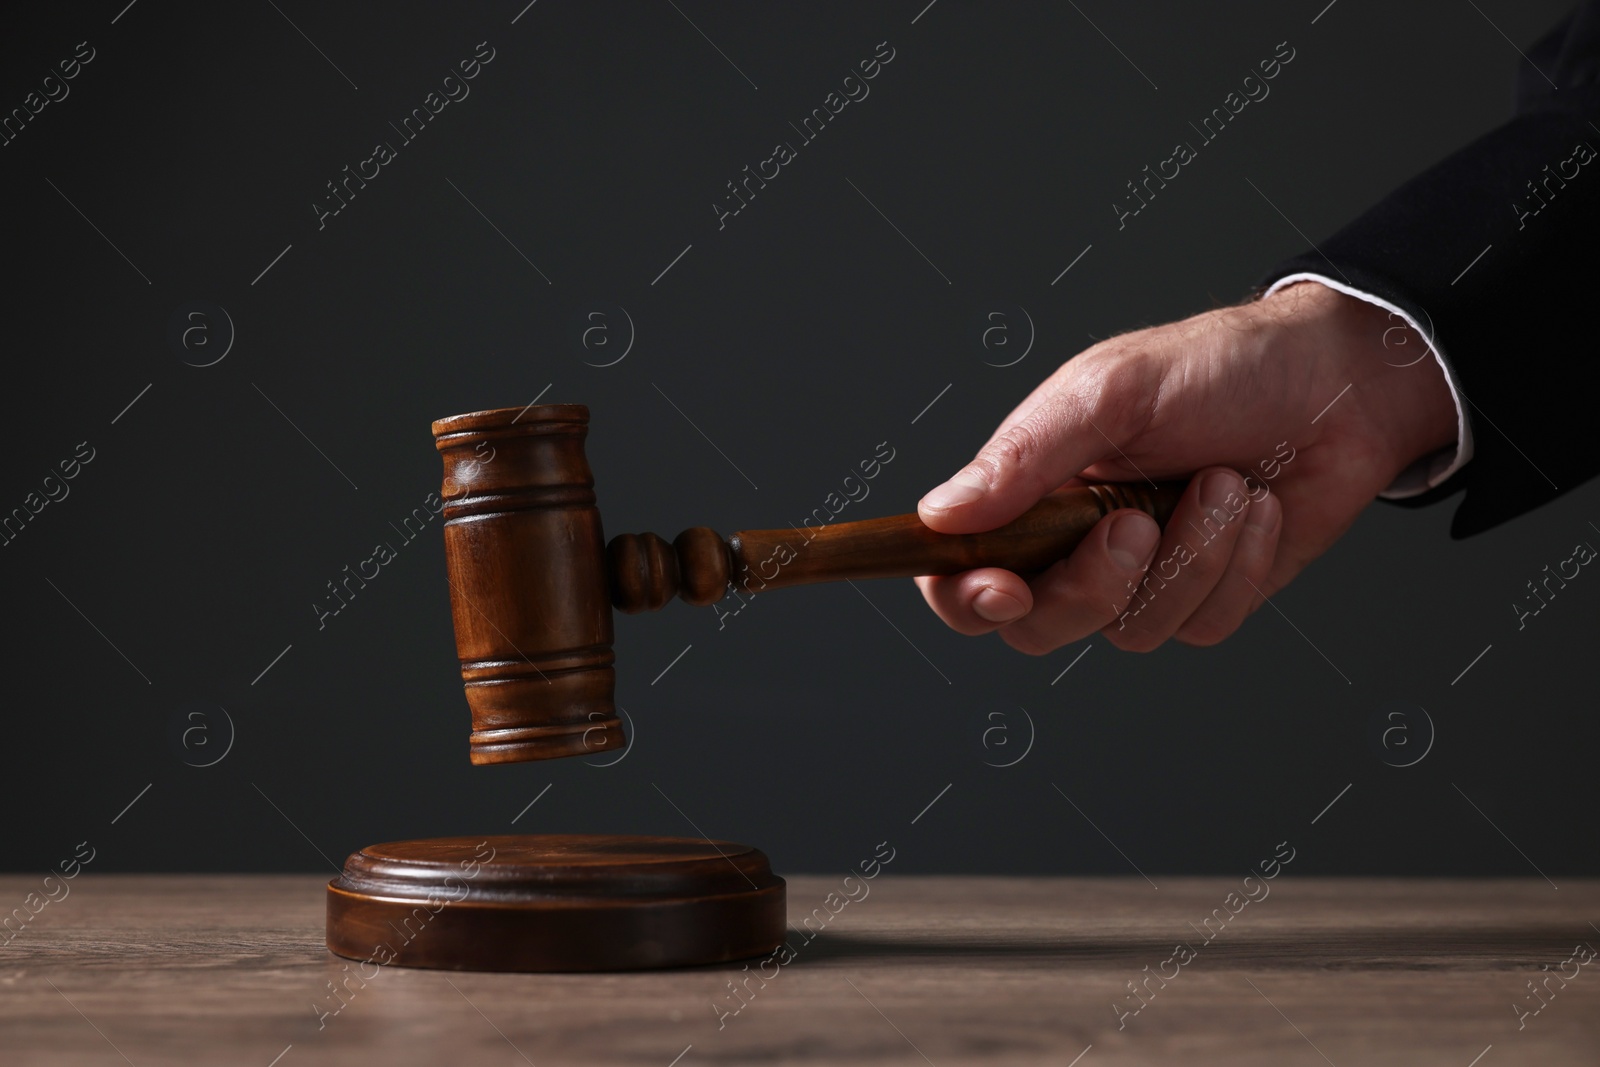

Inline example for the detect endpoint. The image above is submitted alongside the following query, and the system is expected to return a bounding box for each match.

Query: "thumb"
[918,379,1146,534]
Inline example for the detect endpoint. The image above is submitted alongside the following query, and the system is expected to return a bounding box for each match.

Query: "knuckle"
[974,423,1041,485]
[1097,360,1149,407]
[1000,625,1058,657]
[1080,347,1163,432]
[938,605,999,638]
[1174,616,1234,647]
[917,584,987,637]
[1103,619,1164,653]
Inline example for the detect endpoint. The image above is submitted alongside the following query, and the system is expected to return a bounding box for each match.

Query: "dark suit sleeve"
[1260,2,1600,538]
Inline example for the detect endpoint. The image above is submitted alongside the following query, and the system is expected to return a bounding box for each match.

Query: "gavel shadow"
[782,927,1577,969]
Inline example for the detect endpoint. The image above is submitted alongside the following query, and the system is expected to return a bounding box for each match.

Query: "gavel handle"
[608,482,1185,614]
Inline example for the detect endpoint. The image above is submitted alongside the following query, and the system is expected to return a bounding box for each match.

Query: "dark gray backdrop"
[3,0,1593,877]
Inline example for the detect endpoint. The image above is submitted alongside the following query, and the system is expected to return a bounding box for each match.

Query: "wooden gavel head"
[433,405,622,765]
[435,403,1183,766]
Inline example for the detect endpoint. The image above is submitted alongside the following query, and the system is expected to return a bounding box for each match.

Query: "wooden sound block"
[325,834,786,972]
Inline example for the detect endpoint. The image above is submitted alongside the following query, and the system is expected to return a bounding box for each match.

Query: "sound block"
[325,834,786,972]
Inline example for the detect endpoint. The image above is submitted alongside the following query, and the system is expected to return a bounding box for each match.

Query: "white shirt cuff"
[1262,272,1474,499]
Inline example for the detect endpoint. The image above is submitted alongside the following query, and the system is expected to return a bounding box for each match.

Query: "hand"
[915,282,1459,654]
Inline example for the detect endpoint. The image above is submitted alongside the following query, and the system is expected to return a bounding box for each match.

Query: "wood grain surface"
[3,874,1597,1065]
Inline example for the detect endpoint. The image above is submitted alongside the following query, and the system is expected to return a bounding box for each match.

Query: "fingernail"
[1201,469,1243,514]
[1245,488,1279,534]
[972,587,1026,623]
[922,471,988,512]
[1107,511,1160,571]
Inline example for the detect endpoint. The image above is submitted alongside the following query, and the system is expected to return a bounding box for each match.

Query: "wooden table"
[4,874,1597,1065]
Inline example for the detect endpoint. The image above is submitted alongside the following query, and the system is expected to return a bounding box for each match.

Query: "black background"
[2,0,1593,878]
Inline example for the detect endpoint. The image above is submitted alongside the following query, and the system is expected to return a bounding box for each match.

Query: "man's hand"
[915,282,1459,654]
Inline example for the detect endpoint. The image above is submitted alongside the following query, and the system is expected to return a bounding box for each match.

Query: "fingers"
[918,352,1162,535]
[995,508,1162,655]
[915,569,1034,636]
[1173,485,1281,645]
[917,467,1284,654]
[1102,468,1263,653]
[914,507,1161,647]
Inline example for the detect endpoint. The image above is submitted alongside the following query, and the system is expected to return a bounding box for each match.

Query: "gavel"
[433,404,1182,765]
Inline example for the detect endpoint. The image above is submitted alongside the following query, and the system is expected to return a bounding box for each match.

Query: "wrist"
[1262,281,1457,478]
